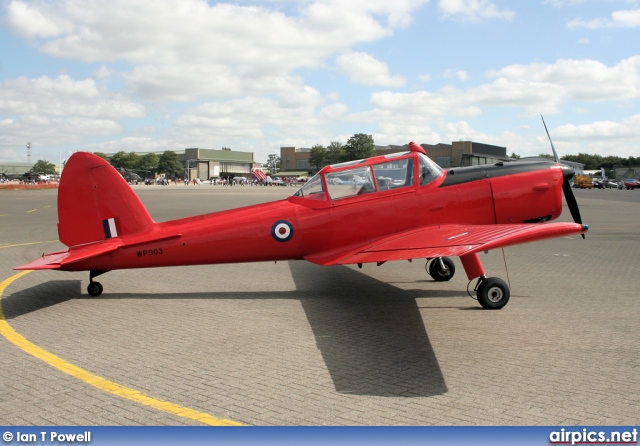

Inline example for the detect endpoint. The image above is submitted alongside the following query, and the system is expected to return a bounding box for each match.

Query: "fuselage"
[64,147,565,272]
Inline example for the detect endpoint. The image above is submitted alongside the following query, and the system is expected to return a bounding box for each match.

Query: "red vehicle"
[623,179,640,189]
[16,133,587,310]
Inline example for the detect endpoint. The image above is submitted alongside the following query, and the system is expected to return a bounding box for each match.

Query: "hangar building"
[281,141,510,176]
[181,148,262,181]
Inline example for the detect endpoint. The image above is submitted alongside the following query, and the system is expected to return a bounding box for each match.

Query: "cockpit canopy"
[293,151,442,202]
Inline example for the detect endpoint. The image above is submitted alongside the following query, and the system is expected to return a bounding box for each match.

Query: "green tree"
[157,151,184,178]
[601,155,624,170]
[326,141,345,165]
[138,153,159,173]
[537,153,555,159]
[265,154,281,174]
[344,133,375,161]
[509,152,520,160]
[31,159,57,175]
[93,152,110,161]
[111,151,140,170]
[308,144,327,170]
[562,153,603,170]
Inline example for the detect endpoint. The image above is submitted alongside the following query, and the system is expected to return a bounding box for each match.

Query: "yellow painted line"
[0,240,58,249]
[44,205,51,209]
[27,209,37,213]
[0,271,243,426]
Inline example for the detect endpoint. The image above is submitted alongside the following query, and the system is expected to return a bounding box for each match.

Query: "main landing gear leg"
[460,253,510,309]
[87,270,109,297]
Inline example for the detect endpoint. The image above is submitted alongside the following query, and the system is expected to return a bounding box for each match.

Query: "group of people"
[183,176,278,187]
[145,178,170,186]
[137,176,297,187]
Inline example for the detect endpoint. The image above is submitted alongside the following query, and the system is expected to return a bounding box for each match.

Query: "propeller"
[541,116,585,237]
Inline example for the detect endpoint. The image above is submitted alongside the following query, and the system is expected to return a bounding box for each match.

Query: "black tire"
[477,277,510,309]
[87,281,103,297]
[427,257,455,282]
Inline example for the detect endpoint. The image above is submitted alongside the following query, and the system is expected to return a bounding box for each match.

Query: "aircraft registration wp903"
[16,122,588,309]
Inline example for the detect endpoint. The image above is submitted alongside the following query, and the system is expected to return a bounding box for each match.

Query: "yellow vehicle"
[573,175,593,189]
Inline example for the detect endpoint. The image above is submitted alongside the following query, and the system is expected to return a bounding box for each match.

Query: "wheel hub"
[486,286,503,303]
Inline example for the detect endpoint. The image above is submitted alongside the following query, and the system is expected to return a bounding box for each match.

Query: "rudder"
[58,152,155,247]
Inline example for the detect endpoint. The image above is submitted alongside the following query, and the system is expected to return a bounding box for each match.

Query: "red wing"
[305,222,587,266]
[14,240,121,270]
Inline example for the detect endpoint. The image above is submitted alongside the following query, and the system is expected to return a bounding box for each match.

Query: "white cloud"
[487,57,640,103]
[6,0,74,38]
[319,103,348,120]
[612,9,640,27]
[367,90,481,117]
[3,0,429,104]
[373,121,441,147]
[335,52,406,87]
[3,1,639,162]
[567,9,640,29]
[0,149,22,162]
[338,55,640,158]
[170,91,349,160]
[7,0,418,67]
[0,75,145,118]
[465,79,567,115]
[438,0,514,21]
[542,0,589,8]
[309,0,430,29]
[442,120,492,142]
[553,115,640,141]
[444,69,470,82]
[364,57,640,120]
[0,115,121,152]
[84,137,173,154]
[5,1,436,160]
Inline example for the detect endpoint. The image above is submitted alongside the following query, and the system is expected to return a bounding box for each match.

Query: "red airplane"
[15,126,588,309]
[622,178,640,190]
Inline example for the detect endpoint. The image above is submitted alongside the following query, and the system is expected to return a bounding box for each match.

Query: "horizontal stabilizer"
[15,240,121,271]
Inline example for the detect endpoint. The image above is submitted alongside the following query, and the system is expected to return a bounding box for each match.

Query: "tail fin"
[57,152,155,247]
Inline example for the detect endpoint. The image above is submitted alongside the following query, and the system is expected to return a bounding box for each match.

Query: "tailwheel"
[87,270,109,297]
[87,281,103,297]
[427,257,455,282]
[476,277,510,310]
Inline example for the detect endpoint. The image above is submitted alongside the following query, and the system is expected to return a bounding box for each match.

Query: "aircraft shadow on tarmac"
[1,280,78,318]
[288,262,449,397]
[4,263,452,398]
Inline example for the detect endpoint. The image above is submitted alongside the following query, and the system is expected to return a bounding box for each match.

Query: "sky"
[1,0,639,165]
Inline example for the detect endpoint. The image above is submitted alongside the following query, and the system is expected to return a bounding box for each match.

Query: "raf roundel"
[271,220,294,242]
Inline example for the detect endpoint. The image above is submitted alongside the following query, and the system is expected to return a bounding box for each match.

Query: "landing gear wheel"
[476,277,509,310]
[427,257,455,282]
[87,281,103,297]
